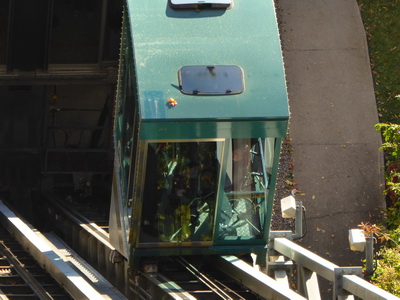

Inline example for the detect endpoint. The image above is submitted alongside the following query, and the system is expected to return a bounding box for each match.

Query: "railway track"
[0,225,72,300]
[1,192,377,300]
[42,196,287,299]
[42,196,267,299]
[138,256,261,300]
[0,199,127,300]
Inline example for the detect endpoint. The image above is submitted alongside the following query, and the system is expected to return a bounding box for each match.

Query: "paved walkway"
[276,0,385,293]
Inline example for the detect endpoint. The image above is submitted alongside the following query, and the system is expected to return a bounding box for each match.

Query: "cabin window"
[217,138,274,241]
[140,140,223,243]
[178,65,244,95]
[169,0,232,9]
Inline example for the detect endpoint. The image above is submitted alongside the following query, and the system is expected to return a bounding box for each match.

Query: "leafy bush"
[373,123,400,296]
[375,123,400,222]
[371,247,400,295]
[358,2,400,123]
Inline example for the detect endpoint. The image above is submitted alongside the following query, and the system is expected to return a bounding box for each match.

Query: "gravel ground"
[270,2,295,232]
[271,137,295,231]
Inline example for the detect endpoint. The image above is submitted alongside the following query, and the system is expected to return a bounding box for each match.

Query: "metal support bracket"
[268,231,294,261]
[267,255,293,288]
[333,267,362,299]
[269,230,293,240]
[268,256,294,271]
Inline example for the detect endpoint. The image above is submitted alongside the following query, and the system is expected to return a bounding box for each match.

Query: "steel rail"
[0,241,55,300]
[0,200,112,299]
[216,255,306,300]
[45,195,112,248]
[175,256,246,300]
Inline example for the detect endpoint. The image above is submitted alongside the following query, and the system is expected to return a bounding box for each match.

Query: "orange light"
[167,98,178,106]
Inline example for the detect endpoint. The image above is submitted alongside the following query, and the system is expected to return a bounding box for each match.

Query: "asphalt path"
[275,0,385,295]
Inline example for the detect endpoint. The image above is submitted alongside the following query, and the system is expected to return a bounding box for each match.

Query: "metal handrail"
[273,238,399,300]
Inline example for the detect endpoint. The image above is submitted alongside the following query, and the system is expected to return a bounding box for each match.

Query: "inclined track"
[43,197,273,299]
[173,256,248,299]
[139,256,262,300]
[45,194,262,299]
[0,225,71,300]
[0,194,275,300]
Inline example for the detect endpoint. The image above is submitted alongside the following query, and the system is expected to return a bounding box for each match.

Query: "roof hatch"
[169,0,233,9]
[178,65,244,95]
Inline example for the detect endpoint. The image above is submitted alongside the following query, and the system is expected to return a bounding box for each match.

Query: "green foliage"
[375,123,400,204]
[388,226,400,247]
[374,123,400,296]
[358,1,400,123]
[371,247,400,296]
[376,123,400,158]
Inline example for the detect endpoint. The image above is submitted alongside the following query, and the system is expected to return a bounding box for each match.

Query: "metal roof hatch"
[178,65,244,95]
[169,0,233,9]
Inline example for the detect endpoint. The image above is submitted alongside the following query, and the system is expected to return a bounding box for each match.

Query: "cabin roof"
[126,0,289,139]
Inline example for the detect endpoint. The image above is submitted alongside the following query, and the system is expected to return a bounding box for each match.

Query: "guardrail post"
[268,255,292,288]
[333,267,362,299]
[293,201,304,239]
[365,233,374,277]
[297,265,321,300]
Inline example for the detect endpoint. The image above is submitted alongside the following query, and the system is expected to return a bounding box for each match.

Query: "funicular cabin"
[108,0,289,268]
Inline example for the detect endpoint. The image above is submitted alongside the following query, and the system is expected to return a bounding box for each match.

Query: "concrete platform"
[275,0,385,292]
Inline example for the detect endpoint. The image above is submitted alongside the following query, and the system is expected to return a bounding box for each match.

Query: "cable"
[300,206,307,239]
[293,206,307,240]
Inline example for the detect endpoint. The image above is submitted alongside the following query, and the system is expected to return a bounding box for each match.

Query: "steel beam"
[275,269,290,288]
[0,200,108,299]
[334,267,363,298]
[273,238,338,281]
[343,275,399,300]
[273,238,400,300]
[298,266,321,300]
[0,67,117,85]
[217,256,306,300]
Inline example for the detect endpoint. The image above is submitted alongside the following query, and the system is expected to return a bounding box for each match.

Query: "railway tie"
[0,227,71,300]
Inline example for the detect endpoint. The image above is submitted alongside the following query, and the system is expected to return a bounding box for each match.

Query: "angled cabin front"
[109,0,289,266]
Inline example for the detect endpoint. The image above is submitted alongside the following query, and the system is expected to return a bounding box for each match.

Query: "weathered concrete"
[276,0,385,293]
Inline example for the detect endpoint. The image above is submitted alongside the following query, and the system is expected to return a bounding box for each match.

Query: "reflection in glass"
[217,138,273,240]
[140,141,221,243]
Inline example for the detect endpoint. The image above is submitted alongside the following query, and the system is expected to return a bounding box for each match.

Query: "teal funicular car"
[108,0,289,268]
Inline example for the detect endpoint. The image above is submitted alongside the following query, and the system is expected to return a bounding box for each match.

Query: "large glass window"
[140,141,222,243]
[217,138,274,241]
[138,138,275,245]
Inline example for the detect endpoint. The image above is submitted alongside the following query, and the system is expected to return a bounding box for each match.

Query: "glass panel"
[178,65,244,95]
[264,138,275,184]
[217,138,271,240]
[140,141,222,243]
